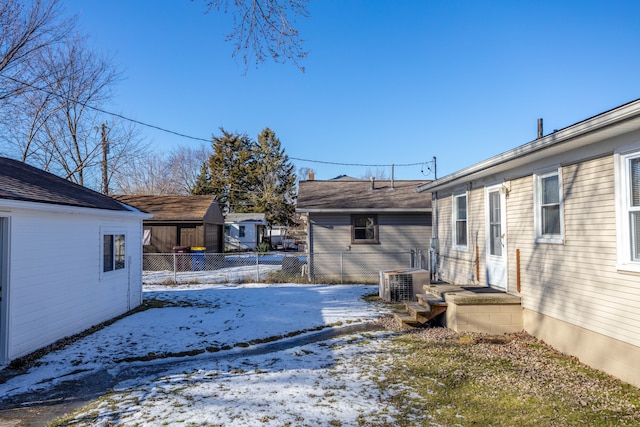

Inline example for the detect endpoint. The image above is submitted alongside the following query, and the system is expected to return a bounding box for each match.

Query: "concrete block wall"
[446,302,523,334]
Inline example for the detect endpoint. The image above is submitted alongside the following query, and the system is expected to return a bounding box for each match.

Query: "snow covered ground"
[0,271,412,426]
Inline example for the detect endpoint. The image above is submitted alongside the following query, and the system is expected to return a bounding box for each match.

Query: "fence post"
[173,252,177,282]
[340,251,344,284]
[255,251,260,282]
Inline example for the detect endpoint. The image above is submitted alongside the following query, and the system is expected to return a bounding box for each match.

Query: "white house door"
[485,185,507,290]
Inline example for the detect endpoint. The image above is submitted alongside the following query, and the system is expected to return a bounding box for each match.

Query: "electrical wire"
[0,73,432,169]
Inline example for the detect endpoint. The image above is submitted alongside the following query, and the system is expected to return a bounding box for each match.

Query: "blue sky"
[63,0,640,181]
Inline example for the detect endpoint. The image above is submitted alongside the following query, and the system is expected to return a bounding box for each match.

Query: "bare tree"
[112,152,182,196]
[99,120,150,194]
[166,144,212,194]
[0,0,72,100]
[360,167,389,181]
[36,36,119,185]
[202,0,309,72]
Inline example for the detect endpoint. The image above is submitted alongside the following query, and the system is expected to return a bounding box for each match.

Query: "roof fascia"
[0,198,152,219]
[417,99,640,193]
[296,208,431,213]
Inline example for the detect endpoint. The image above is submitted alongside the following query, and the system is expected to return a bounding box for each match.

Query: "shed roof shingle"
[113,195,219,221]
[296,179,432,211]
[0,157,131,211]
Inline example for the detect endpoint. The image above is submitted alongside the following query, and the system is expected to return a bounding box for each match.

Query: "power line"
[0,73,431,169]
[287,156,424,168]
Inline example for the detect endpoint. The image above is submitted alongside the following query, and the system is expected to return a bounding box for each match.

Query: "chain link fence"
[143,249,427,285]
[143,249,429,284]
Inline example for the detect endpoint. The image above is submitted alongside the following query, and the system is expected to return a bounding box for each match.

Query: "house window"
[103,234,125,272]
[351,215,378,244]
[239,225,246,238]
[534,169,563,243]
[453,193,468,249]
[615,150,640,270]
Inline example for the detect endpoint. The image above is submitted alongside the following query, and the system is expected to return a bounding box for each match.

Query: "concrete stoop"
[394,283,523,334]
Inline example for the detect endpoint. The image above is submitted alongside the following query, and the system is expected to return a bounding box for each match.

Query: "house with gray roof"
[296,177,432,282]
[0,157,150,366]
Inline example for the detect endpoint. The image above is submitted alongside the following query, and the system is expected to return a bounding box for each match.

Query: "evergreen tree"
[190,162,215,195]
[251,128,297,228]
[208,128,255,212]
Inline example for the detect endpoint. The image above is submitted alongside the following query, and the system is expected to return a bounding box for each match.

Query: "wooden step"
[405,302,432,324]
[393,310,422,327]
[416,293,447,307]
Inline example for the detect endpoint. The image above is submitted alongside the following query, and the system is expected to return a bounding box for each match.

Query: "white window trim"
[533,167,564,244]
[614,149,640,273]
[452,191,468,251]
[100,227,127,279]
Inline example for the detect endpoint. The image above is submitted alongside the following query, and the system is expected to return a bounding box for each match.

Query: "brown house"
[114,195,224,253]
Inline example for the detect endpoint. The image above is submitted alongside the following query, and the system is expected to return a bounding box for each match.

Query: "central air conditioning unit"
[378,268,430,302]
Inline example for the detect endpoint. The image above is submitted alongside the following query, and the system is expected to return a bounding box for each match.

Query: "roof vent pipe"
[391,163,395,189]
[370,176,375,190]
[537,118,543,139]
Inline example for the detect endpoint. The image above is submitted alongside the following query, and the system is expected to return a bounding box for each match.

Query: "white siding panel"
[6,206,143,360]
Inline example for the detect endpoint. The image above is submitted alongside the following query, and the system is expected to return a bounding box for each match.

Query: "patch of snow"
[1,282,410,425]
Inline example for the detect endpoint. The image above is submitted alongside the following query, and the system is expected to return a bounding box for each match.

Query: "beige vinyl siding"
[436,189,485,285]
[437,192,484,284]
[469,185,486,285]
[309,213,430,282]
[512,155,640,347]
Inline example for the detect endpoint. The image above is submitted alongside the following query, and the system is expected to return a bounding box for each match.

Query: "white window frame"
[614,148,640,272]
[101,228,127,278]
[533,168,564,244]
[452,192,468,251]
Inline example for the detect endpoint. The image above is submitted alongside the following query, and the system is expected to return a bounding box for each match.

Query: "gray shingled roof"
[113,195,219,221]
[296,179,432,211]
[225,213,267,223]
[0,156,131,211]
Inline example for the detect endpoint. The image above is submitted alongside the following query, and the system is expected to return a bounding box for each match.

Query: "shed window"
[351,215,378,244]
[103,234,125,272]
[534,169,563,243]
[143,228,151,246]
[453,193,468,249]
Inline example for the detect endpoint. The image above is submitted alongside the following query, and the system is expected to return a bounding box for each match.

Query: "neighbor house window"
[351,214,379,244]
[615,150,640,270]
[239,225,246,238]
[453,193,468,249]
[103,234,125,272]
[534,169,563,243]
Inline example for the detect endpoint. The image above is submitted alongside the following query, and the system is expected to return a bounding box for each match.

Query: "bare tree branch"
[202,0,308,72]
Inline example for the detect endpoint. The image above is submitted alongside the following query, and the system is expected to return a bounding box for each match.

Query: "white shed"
[0,157,150,366]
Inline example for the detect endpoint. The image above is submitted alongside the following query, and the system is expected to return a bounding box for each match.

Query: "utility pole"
[101,123,109,195]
